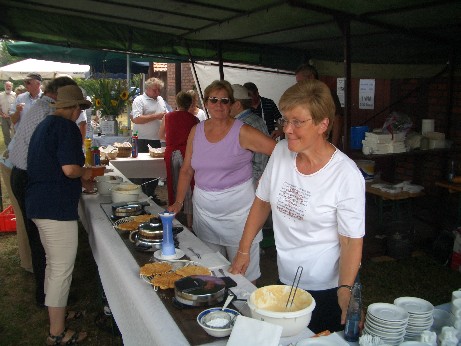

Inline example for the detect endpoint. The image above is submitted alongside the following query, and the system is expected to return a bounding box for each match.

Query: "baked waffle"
[151,272,182,289]
[175,265,211,277]
[132,214,156,223]
[114,214,155,232]
[117,220,140,231]
[139,262,173,276]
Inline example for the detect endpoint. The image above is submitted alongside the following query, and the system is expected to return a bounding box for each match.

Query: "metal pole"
[126,54,131,130]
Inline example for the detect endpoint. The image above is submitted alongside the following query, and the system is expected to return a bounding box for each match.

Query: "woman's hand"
[167,201,182,214]
[229,250,250,275]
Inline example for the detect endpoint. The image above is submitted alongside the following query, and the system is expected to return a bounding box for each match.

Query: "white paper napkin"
[227,315,283,346]
[196,252,230,270]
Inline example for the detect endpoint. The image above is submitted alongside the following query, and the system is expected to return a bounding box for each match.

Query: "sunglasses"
[207,97,230,105]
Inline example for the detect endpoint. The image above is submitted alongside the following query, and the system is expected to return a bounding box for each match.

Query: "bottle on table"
[344,282,362,342]
[84,137,93,166]
[91,146,100,166]
[131,131,138,158]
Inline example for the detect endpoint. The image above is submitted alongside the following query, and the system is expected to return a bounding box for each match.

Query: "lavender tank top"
[192,119,252,191]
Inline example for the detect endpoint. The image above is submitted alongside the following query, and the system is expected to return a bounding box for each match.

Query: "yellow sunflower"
[95,98,102,107]
[120,91,129,100]
[110,99,118,107]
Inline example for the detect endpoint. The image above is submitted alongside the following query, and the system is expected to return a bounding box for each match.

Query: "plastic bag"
[382,111,413,136]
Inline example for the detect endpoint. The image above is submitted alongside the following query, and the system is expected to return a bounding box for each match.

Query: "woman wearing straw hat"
[26,85,93,345]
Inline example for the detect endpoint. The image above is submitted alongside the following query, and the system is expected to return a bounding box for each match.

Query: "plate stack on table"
[394,297,434,341]
[363,303,409,345]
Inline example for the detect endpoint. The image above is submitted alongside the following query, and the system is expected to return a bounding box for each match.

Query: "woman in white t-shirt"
[187,89,207,122]
[230,79,365,333]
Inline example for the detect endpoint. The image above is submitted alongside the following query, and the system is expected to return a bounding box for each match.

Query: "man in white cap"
[9,73,43,127]
[0,81,15,146]
[230,84,270,187]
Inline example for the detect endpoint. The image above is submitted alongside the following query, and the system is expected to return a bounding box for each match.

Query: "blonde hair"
[279,79,335,136]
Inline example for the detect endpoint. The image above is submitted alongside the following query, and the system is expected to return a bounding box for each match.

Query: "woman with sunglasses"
[230,80,365,333]
[168,80,275,283]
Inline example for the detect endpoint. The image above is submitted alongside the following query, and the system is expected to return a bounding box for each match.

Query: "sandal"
[65,310,85,321]
[46,329,87,345]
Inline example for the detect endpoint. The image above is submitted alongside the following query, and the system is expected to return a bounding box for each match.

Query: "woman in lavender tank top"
[168,80,275,282]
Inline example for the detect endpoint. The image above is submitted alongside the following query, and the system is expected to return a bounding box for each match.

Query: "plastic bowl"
[431,309,454,334]
[95,175,123,195]
[111,183,141,203]
[197,307,239,338]
[247,285,316,337]
[90,165,105,178]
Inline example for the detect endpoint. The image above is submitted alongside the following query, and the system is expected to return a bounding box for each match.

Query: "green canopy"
[1,0,460,70]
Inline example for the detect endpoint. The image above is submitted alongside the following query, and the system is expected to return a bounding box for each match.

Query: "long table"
[109,153,166,179]
[79,166,355,345]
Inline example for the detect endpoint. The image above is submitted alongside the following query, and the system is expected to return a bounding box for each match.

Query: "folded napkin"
[196,252,230,270]
[227,315,283,346]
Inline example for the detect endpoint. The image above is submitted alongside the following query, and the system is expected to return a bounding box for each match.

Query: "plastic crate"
[0,205,16,233]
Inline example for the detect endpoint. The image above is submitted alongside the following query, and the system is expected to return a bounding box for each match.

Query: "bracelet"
[174,201,183,206]
[337,284,353,293]
[237,250,249,255]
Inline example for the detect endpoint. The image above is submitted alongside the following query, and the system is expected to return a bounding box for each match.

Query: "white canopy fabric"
[192,61,295,107]
[0,58,90,80]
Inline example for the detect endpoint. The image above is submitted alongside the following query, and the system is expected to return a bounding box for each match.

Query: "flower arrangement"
[86,79,137,117]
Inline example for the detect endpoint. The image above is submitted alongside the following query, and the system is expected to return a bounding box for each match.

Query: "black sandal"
[46,329,87,345]
[65,310,85,321]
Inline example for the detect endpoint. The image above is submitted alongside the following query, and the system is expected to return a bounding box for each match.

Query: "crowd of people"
[0,62,364,342]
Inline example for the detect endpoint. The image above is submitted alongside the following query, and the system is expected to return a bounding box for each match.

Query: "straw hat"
[53,85,92,109]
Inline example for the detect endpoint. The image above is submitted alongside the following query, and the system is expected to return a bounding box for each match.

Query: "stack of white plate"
[394,297,434,341]
[364,303,409,345]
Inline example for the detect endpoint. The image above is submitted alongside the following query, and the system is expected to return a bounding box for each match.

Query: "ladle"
[222,293,234,311]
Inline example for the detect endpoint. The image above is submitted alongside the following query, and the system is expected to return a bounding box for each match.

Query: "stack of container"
[362,132,406,155]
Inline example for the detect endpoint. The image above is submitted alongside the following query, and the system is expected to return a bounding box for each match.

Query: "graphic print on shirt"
[276,182,310,221]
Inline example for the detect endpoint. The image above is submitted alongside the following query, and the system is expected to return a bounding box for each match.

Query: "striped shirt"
[250,96,282,134]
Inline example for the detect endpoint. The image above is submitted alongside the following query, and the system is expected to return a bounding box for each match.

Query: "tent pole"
[127,54,131,130]
[339,18,351,153]
[186,41,209,119]
[218,43,224,80]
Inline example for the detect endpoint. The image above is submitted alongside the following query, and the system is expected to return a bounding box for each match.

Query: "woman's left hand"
[229,251,250,276]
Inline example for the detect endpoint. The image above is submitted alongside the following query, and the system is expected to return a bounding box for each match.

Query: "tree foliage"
[0,40,21,67]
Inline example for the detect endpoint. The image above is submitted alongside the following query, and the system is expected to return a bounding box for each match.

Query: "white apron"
[193,178,262,246]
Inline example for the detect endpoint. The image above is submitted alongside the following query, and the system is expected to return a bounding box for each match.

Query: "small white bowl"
[111,183,141,203]
[95,175,123,195]
[197,307,239,338]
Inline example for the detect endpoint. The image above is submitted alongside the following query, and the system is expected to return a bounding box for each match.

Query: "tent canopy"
[0,58,91,80]
[0,1,460,70]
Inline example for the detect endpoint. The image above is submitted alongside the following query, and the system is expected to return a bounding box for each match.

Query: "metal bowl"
[174,275,226,307]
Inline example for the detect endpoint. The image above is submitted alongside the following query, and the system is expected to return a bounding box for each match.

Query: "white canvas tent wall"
[0,58,90,80]
[192,61,295,107]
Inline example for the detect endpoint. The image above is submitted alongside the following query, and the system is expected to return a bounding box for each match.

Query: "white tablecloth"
[78,166,354,346]
[109,153,166,179]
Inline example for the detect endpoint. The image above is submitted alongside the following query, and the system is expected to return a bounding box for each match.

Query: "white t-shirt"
[256,140,365,290]
[131,93,167,140]
[196,108,207,122]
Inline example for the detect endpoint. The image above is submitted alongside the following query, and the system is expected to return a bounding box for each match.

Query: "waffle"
[175,265,211,277]
[151,272,182,289]
[139,262,173,276]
